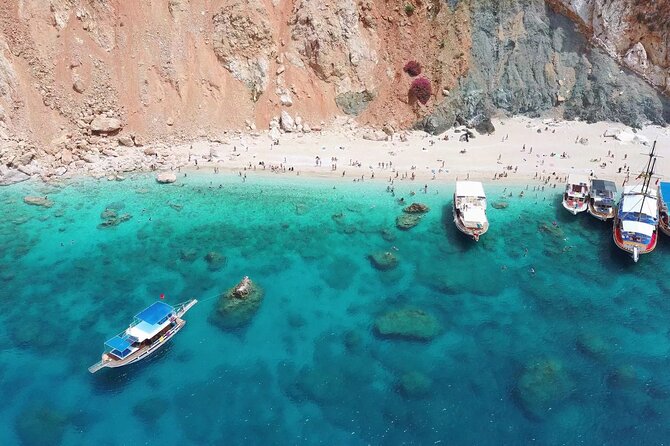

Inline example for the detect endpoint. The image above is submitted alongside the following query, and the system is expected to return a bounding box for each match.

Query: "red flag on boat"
[160,293,165,300]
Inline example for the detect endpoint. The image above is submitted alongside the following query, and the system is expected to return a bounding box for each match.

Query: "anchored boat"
[613,146,659,262]
[562,174,589,215]
[453,181,489,241]
[659,181,670,236]
[587,179,617,220]
[89,299,198,373]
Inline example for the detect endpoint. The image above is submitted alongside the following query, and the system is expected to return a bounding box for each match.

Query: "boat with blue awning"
[659,182,670,237]
[613,144,659,262]
[89,299,197,373]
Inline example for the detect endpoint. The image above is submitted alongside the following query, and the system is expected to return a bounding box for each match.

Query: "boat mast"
[637,142,657,221]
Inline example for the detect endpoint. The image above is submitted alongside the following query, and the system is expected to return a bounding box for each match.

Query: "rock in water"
[210,276,264,329]
[23,196,54,208]
[396,214,422,230]
[514,359,573,419]
[491,201,509,209]
[0,167,30,185]
[374,308,441,341]
[15,404,69,446]
[368,251,398,271]
[403,203,430,214]
[398,371,432,398]
[155,172,177,184]
[204,251,226,271]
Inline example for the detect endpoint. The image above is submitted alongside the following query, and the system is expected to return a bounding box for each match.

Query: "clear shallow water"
[1,173,669,445]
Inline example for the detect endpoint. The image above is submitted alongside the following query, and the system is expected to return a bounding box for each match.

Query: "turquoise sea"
[1,173,669,445]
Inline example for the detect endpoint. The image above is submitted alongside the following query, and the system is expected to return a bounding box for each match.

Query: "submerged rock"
[98,208,132,228]
[23,196,54,208]
[380,228,396,242]
[204,251,226,271]
[403,202,430,214]
[374,308,441,341]
[15,404,69,446]
[368,251,398,271]
[398,371,432,398]
[210,276,264,329]
[491,201,509,209]
[576,333,609,359]
[132,397,169,425]
[515,359,573,419]
[179,248,197,262]
[396,213,422,230]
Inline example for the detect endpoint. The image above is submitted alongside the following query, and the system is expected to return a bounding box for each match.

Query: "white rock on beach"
[280,110,294,132]
[269,126,280,142]
[362,129,388,141]
[0,166,30,186]
[155,171,177,184]
[90,116,122,133]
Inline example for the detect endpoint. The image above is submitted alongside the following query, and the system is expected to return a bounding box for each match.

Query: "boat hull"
[613,220,657,262]
[587,200,615,221]
[660,211,670,237]
[562,199,587,215]
[453,206,489,241]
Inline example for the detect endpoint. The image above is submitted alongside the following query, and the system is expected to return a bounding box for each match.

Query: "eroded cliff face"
[549,0,670,94]
[420,0,670,134]
[0,0,667,168]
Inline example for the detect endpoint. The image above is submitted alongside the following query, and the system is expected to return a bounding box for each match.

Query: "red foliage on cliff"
[409,77,432,104]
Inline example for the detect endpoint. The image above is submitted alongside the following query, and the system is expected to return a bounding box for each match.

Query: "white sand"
[168,116,670,188]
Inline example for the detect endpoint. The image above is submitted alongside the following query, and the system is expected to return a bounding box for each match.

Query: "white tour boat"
[453,181,489,241]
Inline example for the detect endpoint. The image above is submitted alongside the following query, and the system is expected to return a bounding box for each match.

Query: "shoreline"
[3,116,669,190]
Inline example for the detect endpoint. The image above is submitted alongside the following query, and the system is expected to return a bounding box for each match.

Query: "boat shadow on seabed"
[89,342,177,394]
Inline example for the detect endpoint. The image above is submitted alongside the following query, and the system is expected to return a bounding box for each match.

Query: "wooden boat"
[613,145,659,262]
[453,181,489,241]
[89,299,197,373]
[587,179,617,220]
[562,174,589,215]
[659,181,670,236]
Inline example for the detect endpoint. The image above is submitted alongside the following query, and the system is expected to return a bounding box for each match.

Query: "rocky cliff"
[0,0,667,163]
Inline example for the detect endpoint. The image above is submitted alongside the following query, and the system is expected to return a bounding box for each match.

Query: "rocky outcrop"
[403,203,430,214]
[368,251,398,271]
[290,0,378,95]
[212,0,276,101]
[396,213,422,230]
[210,276,264,329]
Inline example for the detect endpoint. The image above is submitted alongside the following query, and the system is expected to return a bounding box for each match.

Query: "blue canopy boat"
[89,299,197,373]
[659,181,670,237]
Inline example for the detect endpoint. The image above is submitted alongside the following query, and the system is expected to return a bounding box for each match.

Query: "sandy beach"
[167,117,670,189]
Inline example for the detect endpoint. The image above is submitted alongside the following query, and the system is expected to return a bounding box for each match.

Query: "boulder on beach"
[23,196,54,208]
[368,251,398,271]
[396,213,422,230]
[514,359,573,419]
[374,308,441,341]
[90,116,122,134]
[210,276,264,329]
[403,203,430,214]
[155,172,177,184]
[204,251,226,271]
[398,371,432,398]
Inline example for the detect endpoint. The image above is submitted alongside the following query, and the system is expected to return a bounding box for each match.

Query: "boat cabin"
[105,301,176,360]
